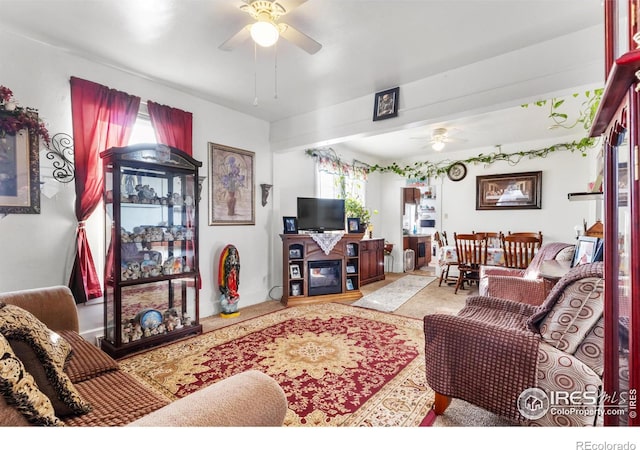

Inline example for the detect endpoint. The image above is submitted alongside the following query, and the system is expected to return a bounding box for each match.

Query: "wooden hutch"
[281,233,375,306]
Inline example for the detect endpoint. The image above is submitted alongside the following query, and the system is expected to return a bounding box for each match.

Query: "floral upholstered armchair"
[424,262,604,426]
[478,242,575,306]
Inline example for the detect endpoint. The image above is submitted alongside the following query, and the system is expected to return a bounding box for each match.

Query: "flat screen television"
[297,197,345,232]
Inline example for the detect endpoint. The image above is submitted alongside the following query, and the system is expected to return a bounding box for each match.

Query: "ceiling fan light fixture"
[250,20,280,47]
[431,140,445,151]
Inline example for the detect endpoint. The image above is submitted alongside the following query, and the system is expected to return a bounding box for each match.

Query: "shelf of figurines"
[121,306,196,344]
[119,257,195,282]
[121,225,194,244]
[102,305,202,358]
[120,185,195,206]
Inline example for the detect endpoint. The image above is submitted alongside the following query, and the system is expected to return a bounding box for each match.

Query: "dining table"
[437,244,505,267]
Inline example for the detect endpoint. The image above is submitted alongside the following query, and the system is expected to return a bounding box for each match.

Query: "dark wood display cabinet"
[587,0,640,426]
[360,238,385,285]
[100,144,202,358]
[281,233,365,306]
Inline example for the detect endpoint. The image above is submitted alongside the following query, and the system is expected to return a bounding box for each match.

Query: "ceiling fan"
[219,0,322,54]
[412,127,466,151]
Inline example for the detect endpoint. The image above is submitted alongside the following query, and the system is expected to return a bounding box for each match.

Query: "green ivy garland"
[306,90,602,181]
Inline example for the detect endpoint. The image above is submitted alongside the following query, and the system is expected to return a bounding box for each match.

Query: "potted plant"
[344,197,376,232]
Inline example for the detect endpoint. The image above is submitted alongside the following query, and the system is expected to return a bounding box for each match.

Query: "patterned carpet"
[119,302,434,426]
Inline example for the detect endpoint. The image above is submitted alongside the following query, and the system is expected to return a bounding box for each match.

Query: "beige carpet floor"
[200,267,513,427]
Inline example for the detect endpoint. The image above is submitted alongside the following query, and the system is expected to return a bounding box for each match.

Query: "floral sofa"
[0,285,288,426]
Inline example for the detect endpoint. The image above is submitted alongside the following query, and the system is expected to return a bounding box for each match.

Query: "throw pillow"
[0,303,91,416]
[0,332,63,426]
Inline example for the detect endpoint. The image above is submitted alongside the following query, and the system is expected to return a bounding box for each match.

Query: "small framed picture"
[373,87,399,121]
[283,216,298,234]
[346,278,354,290]
[291,282,302,296]
[572,236,600,267]
[289,264,301,279]
[346,265,356,274]
[347,217,361,233]
[346,243,356,257]
[289,247,302,259]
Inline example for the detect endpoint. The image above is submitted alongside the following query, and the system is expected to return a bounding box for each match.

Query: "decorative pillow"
[0,332,63,426]
[0,303,91,416]
[539,276,604,354]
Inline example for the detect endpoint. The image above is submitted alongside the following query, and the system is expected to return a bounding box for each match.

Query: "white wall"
[0,31,273,340]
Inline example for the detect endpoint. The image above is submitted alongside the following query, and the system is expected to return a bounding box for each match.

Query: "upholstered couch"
[424,262,606,426]
[478,242,575,305]
[0,285,288,426]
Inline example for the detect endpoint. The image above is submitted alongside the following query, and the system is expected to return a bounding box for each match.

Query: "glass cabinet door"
[101,144,201,358]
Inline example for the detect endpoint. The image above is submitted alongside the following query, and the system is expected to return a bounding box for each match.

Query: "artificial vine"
[368,137,594,181]
[306,90,603,181]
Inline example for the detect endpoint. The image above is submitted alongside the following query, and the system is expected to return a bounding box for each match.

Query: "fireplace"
[308,260,342,296]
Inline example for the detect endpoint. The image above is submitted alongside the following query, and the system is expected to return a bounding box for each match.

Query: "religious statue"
[218,244,241,317]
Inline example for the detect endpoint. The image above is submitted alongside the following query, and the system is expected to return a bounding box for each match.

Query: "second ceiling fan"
[219,0,322,54]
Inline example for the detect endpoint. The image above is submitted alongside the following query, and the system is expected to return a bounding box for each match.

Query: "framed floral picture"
[208,142,255,225]
[0,129,40,214]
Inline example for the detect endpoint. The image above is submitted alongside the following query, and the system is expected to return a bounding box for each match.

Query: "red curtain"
[69,77,140,303]
[147,100,200,288]
[147,101,193,155]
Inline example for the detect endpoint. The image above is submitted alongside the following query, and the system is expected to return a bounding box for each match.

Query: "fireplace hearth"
[308,260,342,296]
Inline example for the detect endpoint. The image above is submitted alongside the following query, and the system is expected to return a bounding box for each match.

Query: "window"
[317,162,366,203]
[129,106,156,145]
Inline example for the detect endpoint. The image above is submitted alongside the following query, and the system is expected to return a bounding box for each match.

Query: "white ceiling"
[0,0,606,159]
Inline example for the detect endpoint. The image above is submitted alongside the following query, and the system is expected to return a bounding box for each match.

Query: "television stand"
[281,233,364,306]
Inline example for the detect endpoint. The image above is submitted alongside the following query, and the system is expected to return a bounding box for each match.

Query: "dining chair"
[453,232,488,294]
[434,231,457,286]
[501,234,543,269]
[472,231,502,248]
[508,230,543,246]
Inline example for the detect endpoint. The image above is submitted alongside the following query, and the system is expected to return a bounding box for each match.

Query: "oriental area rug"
[119,302,435,426]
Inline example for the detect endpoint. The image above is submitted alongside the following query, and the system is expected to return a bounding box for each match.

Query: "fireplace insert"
[308,260,342,296]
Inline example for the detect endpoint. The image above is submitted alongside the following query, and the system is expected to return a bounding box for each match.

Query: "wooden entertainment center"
[281,233,384,306]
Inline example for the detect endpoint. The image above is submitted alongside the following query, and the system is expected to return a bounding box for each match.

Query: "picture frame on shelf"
[347,217,360,233]
[283,216,298,234]
[208,142,255,225]
[346,279,354,290]
[0,129,40,214]
[291,282,302,296]
[476,171,542,210]
[346,265,356,274]
[289,264,301,279]
[572,236,601,267]
[346,243,356,257]
[373,87,399,121]
[289,248,302,259]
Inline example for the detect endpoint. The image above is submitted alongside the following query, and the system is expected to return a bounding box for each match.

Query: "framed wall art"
[476,171,542,210]
[373,87,399,121]
[0,129,40,214]
[208,142,255,225]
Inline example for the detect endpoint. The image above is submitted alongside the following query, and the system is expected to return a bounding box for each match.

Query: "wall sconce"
[260,183,273,206]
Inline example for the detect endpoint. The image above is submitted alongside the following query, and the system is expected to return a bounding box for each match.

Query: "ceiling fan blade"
[279,23,322,54]
[219,25,251,51]
[273,0,308,14]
